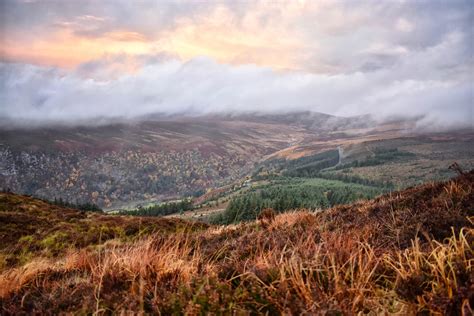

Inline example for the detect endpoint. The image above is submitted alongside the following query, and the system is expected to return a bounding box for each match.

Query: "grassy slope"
[0,193,207,270]
[325,135,474,189]
[0,172,473,314]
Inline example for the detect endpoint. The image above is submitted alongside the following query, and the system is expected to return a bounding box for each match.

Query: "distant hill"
[0,114,304,208]
[1,113,472,209]
[0,171,472,314]
[0,112,384,208]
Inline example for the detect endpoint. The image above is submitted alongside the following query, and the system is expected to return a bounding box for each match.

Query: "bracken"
[0,171,472,314]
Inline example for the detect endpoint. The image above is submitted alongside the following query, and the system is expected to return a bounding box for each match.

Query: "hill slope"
[2,113,472,211]
[0,193,207,270]
[0,172,473,314]
[0,116,305,208]
[0,113,410,209]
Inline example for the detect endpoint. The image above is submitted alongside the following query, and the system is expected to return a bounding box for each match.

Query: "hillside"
[179,132,473,222]
[1,171,472,314]
[0,193,207,270]
[0,113,335,209]
[2,113,472,211]
[0,116,307,209]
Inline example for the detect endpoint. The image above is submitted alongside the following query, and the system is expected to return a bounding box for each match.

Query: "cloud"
[0,0,472,129]
[0,51,471,129]
[2,0,472,73]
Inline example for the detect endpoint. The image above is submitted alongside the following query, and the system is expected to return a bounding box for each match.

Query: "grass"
[0,192,208,269]
[0,171,472,314]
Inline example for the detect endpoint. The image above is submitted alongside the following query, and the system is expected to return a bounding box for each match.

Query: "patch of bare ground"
[0,172,473,314]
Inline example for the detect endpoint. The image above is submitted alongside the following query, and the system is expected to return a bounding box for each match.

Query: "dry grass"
[0,172,473,314]
[0,192,208,270]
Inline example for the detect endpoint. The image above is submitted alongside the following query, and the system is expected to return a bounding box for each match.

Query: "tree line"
[118,199,193,217]
[211,181,382,224]
[51,197,103,212]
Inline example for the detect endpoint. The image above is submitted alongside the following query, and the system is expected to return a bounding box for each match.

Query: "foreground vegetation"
[0,193,206,270]
[0,171,472,314]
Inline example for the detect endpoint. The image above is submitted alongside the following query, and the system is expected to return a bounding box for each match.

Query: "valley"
[173,129,474,223]
[1,113,472,215]
[2,1,472,313]
[0,115,310,208]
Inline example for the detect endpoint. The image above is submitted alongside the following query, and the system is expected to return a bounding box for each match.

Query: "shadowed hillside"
[0,172,473,314]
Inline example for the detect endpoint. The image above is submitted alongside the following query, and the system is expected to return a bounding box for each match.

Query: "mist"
[1,55,472,130]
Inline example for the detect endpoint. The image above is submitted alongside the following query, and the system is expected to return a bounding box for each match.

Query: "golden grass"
[0,172,472,314]
[1,215,471,314]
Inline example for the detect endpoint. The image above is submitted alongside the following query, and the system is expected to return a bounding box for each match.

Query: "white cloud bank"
[1,50,472,129]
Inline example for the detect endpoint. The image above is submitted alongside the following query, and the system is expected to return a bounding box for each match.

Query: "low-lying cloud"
[1,53,472,129]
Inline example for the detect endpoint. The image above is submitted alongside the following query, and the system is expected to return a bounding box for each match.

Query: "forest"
[49,197,103,212]
[334,148,415,169]
[118,199,193,217]
[209,148,417,224]
[211,178,384,224]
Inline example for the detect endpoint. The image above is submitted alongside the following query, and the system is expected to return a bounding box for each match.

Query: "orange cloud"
[3,29,152,68]
[156,4,311,71]
[105,31,148,42]
[3,2,316,71]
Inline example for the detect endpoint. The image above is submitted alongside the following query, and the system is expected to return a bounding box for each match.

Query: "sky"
[0,0,473,128]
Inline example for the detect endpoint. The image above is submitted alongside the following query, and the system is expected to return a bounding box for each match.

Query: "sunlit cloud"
[6,0,469,73]
[0,0,472,128]
[3,26,153,68]
[2,1,313,71]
